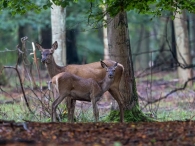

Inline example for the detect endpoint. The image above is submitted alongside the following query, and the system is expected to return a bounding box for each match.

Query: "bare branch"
[141,77,195,108]
[17,45,24,54]
[2,45,33,113]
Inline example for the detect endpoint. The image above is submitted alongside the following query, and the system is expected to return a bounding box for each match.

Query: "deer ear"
[100,60,108,68]
[35,43,43,52]
[114,62,118,69]
[52,41,58,50]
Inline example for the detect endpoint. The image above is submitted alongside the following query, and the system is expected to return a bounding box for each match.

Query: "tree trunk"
[171,18,177,68]
[107,11,135,109]
[66,29,79,64]
[174,11,193,85]
[107,11,148,122]
[103,6,109,60]
[189,14,195,65]
[40,26,52,48]
[51,3,66,66]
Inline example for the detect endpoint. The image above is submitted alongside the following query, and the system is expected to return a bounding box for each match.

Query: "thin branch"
[1,45,33,113]
[142,77,195,108]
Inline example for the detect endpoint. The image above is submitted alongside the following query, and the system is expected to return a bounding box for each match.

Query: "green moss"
[104,104,153,122]
[0,64,7,86]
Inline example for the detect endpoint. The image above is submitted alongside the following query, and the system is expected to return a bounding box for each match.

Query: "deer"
[35,41,125,122]
[50,61,118,122]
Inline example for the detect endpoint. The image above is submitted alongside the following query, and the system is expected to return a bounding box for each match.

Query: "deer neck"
[98,76,113,93]
[45,57,65,78]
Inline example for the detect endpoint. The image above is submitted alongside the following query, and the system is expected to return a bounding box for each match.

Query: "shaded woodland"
[0,0,195,145]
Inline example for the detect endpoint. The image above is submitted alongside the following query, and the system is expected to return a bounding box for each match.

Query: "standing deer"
[36,41,125,122]
[51,61,118,122]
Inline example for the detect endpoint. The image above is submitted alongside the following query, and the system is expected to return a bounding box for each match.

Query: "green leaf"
[3,0,7,8]
[43,5,48,10]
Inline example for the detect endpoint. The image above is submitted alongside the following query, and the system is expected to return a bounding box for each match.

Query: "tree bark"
[107,11,137,110]
[51,3,66,66]
[103,4,109,60]
[174,11,193,85]
[66,29,79,64]
[106,11,149,122]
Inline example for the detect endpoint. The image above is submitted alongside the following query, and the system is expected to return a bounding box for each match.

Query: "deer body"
[36,41,125,122]
[51,61,118,122]
[53,74,98,101]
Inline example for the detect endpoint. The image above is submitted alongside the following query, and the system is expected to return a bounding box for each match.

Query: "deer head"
[35,41,58,64]
[101,60,118,79]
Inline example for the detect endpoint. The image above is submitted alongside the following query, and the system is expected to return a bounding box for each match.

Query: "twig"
[0,87,18,102]
[31,42,42,90]
[2,45,33,113]
[21,36,37,89]
[142,77,195,108]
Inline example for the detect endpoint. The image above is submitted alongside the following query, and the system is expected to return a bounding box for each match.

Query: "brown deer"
[50,61,118,122]
[35,41,125,122]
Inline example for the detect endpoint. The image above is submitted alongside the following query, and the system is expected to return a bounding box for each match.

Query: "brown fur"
[36,41,125,122]
[51,62,117,122]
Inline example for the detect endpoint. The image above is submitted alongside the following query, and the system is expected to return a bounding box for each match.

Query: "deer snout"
[41,58,46,63]
[109,74,114,78]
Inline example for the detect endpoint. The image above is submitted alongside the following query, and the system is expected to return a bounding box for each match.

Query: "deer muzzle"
[109,74,114,78]
[41,58,46,63]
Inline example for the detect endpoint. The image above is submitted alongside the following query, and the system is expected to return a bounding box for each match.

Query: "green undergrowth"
[104,105,154,122]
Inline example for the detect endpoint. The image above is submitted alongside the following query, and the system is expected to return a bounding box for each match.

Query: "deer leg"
[109,88,124,122]
[52,95,66,122]
[67,97,76,123]
[70,99,76,122]
[91,97,99,122]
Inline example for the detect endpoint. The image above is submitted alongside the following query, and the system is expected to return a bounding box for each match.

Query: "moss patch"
[0,64,7,86]
[104,105,153,122]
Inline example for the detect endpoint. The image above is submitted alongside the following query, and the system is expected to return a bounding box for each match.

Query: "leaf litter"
[0,121,195,145]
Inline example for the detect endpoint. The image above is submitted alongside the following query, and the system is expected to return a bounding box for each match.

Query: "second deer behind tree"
[51,61,118,122]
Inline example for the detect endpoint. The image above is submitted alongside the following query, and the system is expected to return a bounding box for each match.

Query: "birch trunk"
[51,3,66,66]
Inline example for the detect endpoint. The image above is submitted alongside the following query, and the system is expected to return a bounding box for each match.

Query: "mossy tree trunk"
[107,11,149,122]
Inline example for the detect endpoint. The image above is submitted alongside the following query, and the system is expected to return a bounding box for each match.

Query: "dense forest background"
[2,1,195,72]
[1,1,195,144]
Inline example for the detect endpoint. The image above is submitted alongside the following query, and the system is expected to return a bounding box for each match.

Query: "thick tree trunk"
[174,11,193,85]
[106,11,148,122]
[40,26,52,48]
[51,3,66,66]
[107,11,137,110]
[66,29,79,64]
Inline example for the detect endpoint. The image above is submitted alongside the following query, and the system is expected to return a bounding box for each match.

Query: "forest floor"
[0,120,195,145]
[1,71,195,145]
